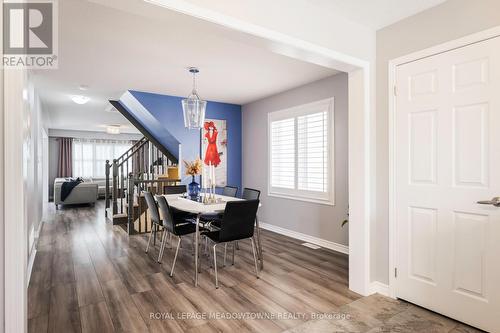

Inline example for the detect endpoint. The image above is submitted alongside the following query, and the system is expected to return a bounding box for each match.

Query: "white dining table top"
[160,194,244,214]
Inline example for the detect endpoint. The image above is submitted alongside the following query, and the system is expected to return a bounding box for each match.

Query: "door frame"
[388,25,500,298]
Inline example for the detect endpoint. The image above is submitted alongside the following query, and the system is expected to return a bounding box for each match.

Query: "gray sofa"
[54,178,98,208]
[90,178,111,198]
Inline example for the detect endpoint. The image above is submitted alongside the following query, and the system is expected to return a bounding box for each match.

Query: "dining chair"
[164,185,187,194]
[164,185,196,220]
[242,188,261,200]
[156,195,206,276]
[144,191,165,262]
[222,185,238,198]
[233,188,261,251]
[200,185,239,228]
[203,199,260,288]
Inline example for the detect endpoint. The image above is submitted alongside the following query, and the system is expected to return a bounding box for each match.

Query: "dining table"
[159,193,263,287]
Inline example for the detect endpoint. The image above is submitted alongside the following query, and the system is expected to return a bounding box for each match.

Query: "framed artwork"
[201,118,227,187]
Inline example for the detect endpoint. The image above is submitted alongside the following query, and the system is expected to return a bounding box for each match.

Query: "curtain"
[57,137,73,178]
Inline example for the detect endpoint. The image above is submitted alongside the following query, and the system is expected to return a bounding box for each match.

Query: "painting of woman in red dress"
[203,121,221,167]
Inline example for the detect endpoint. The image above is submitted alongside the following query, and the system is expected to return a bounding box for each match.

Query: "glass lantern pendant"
[182,67,207,130]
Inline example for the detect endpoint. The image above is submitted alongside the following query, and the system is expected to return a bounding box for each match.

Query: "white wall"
[26,78,46,264]
[243,73,349,246]
[375,0,500,284]
[0,1,4,329]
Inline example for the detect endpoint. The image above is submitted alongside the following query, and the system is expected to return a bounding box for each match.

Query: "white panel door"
[395,36,500,332]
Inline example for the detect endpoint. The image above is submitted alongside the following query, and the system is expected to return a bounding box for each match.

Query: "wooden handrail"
[115,137,147,164]
[117,139,149,167]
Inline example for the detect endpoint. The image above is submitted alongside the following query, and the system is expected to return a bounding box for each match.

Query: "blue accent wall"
[128,90,242,191]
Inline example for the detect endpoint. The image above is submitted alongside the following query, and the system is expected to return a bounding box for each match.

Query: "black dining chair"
[232,188,261,251]
[164,185,195,220]
[155,195,206,276]
[144,191,194,263]
[222,185,238,198]
[200,185,239,227]
[144,191,165,261]
[203,199,260,288]
[164,185,187,195]
[242,188,261,200]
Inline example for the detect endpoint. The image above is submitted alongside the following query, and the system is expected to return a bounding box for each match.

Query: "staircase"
[105,96,182,235]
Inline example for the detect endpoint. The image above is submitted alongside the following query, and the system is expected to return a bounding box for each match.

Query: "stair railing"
[106,136,181,234]
[105,137,148,216]
[127,178,179,234]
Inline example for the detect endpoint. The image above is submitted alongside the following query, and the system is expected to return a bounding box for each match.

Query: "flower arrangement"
[183,158,203,176]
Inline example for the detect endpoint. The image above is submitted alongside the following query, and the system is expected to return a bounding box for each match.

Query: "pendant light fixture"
[182,67,207,129]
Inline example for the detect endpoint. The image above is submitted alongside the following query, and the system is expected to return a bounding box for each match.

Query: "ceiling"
[34,0,339,133]
[308,0,447,30]
[36,0,447,133]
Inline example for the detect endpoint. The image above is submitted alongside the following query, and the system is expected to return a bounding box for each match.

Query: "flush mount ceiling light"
[106,125,121,135]
[181,67,207,130]
[71,95,90,105]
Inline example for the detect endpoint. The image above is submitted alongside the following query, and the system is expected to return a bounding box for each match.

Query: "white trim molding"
[4,69,28,333]
[369,281,390,297]
[27,220,43,284]
[259,221,349,255]
[388,25,500,299]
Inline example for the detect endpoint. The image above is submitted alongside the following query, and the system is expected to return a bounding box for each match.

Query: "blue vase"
[188,176,200,199]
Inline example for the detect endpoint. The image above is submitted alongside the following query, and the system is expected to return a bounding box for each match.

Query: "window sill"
[268,192,335,206]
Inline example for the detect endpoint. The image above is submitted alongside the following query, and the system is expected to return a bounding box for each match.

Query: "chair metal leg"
[153,224,157,246]
[255,216,264,269]
[251,237,259,278]
[235,241,239,250]
[165,230,170,249]
[198,236,203,273]
[145,223,155,253]
[232,242,235,265]
[213,244,219,288]
[170,236,181,277]
[223,243,227,267]
[157,229,168,263]
[192,233,195,255]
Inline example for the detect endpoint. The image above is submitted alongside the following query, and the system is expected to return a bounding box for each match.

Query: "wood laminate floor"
[28,201,483,333]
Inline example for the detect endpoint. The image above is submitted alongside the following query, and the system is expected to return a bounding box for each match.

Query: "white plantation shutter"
[297,111,328,192]
[270,118,295,189]
[268,98,334,205]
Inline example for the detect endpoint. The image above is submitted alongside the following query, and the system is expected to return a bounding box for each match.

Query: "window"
[268,98,334,205]
[73,139,133,178]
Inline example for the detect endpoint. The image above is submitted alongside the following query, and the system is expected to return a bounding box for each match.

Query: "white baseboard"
[27,221,43,285]
[27,248,37,286]
[369,281,390,296]
[259,222,349,255]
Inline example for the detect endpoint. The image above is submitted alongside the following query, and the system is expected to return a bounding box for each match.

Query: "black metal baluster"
[120,164,124,214]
